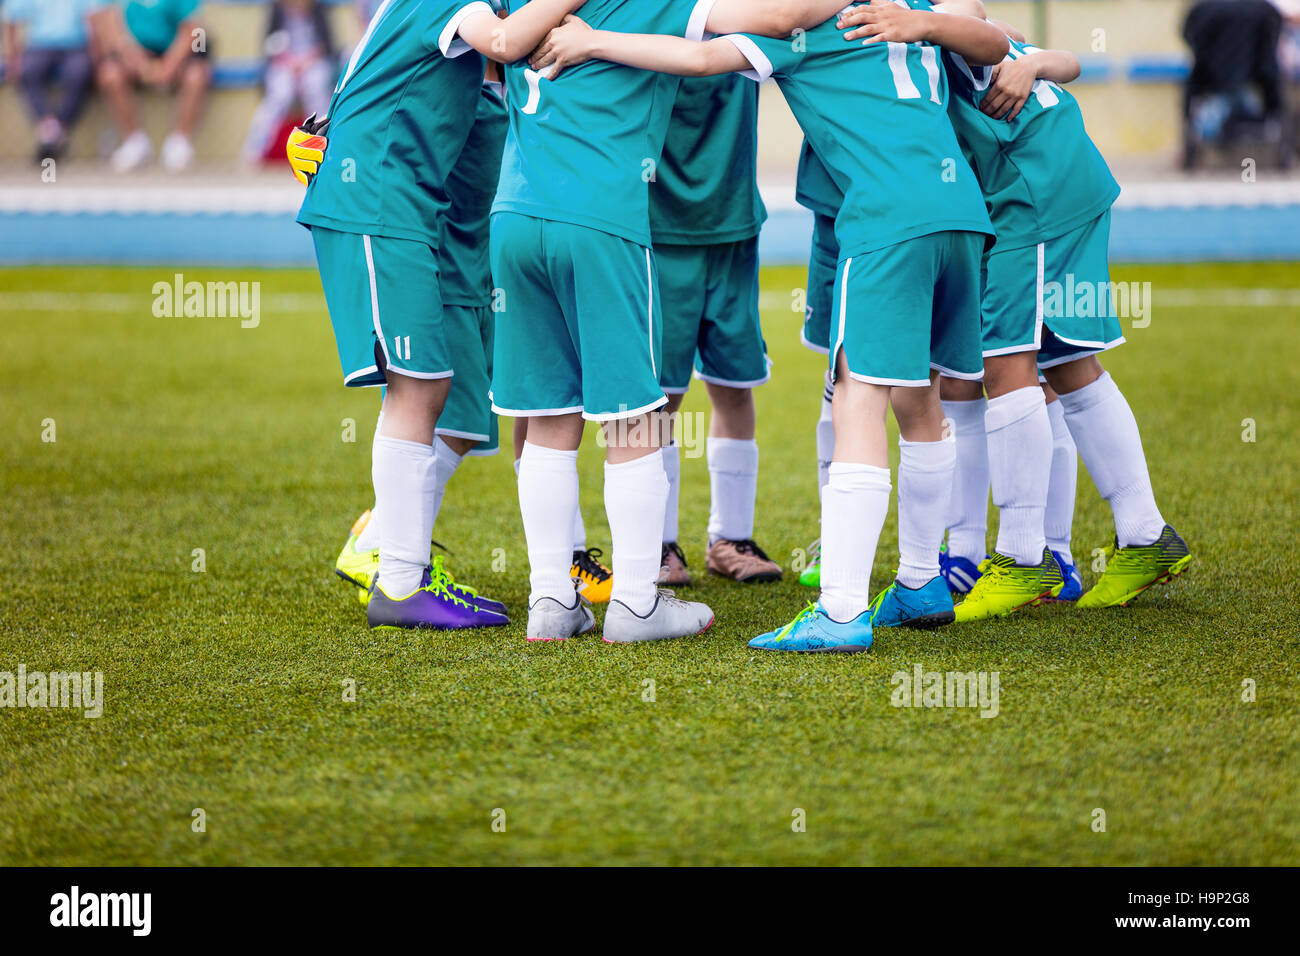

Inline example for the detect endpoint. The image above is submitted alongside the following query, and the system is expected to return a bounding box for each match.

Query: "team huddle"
[288,0,1192,653]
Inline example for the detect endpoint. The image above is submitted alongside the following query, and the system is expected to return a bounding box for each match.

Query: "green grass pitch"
[1,261,1297,865]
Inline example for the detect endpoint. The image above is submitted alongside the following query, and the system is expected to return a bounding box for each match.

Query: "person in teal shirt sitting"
[91,0,211,172]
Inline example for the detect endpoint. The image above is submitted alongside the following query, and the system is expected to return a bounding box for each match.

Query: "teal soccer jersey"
[943,37,1120,251]
[794,138,843,220]
[724,3,993,259]
[297,0,497,244]
[492,0,712,248]
[650,74,767,245]
[440,82,508,307]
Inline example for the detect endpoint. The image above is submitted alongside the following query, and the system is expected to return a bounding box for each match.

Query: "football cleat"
[602,589,713,644]
[953,549,1063,622]
[336,510,379,591]
[939,544,983,594]
[571,548,613,603]
[657,541,690,587]
[429,554,507,615]
[367,567,509,630]
[869,576,955,628]
[706,538,783,583]
[1077,525,1192,609]
[1045,550,1083,602]
[748,601,872,654]
[798,537,821,588]
[526,592,596,642]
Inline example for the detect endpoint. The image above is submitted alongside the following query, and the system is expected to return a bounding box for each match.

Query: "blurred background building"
[3,0,1299,265]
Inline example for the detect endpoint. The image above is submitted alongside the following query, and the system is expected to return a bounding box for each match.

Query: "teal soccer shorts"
[655,237,770,394]
[981,211,1126,369]
[311,226,450,387]
[831,230,985,386]
[489,213,666,421]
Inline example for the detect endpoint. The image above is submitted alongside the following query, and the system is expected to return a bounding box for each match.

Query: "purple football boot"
[367,567,509,630]
[429,556,508,616]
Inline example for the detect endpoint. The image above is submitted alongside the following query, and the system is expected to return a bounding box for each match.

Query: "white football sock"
[431,437,465,529]
[662,441,680,544]
[1044,399,1078,563]
[512,457,521,479]
[816,372,835,499]
[707,436,759,543]
[604,452,668,615]
[1057,372,1165,547]
[897,435,956,588]
[518,441,580,606]
[986,386,1052,566]
[941,398,989,566]
[372,435,436,598]
[354,410,385,551]
[571,490,587,553]
[819,463,891,622]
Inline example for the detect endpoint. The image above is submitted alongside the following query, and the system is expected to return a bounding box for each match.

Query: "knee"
[97,58,126,90]
[704,383,753,416]
[179,58,211,92]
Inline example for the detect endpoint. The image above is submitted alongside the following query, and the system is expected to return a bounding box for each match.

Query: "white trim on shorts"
[435,427,490,442]
[582,395,669,423]
[930,363,983,381]
[489,398,585,418]
[799,328,831,355]
[645,248,657,379]
[1036,336,1127,369]
[344,365,380,385]
[1034,241,1046,348]
[693,366,773,390]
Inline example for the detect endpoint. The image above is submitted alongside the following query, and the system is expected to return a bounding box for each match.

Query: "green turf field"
[1,262,1297,865]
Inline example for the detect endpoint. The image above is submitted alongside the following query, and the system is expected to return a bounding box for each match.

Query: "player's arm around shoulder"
[703,0,852,38]
[839,0,1009,66]
[453,0,586,63]
[529,16,751,80]
[979,43,1081,120]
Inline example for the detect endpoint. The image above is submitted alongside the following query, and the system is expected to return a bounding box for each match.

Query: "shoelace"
[429,555,479,598]
[774,601,819,641]
[420,573,474,610]
[573,548,611,581]
[730,539,771,560]
[661,541,688,568]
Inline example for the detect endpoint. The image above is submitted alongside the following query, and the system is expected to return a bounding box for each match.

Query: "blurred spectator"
[240,0,335,166]
[2,0,104,162]
[1183,0,1284,148]
[91,0,211,173]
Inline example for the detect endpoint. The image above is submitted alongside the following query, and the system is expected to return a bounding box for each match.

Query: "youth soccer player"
[330,75,511,617]
[530,0,1008,651]
[293,0,590,630]
[835,11,1194,616]
[651,75,783,587]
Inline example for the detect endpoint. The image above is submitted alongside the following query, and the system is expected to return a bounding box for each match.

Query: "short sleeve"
[720,32,799,82]
[431,1,495,58]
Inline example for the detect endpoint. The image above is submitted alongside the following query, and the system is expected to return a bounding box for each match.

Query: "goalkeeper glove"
[287,113,330,187]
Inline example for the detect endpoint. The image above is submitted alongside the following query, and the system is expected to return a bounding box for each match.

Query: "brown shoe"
[657,542,691,586]
[706,538,783,583]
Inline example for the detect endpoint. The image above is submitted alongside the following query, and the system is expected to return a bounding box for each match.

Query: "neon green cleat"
[1077,524,1191,609]
[336,510,379,592]
[953,549,1063,622]
[798,538,821,588]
